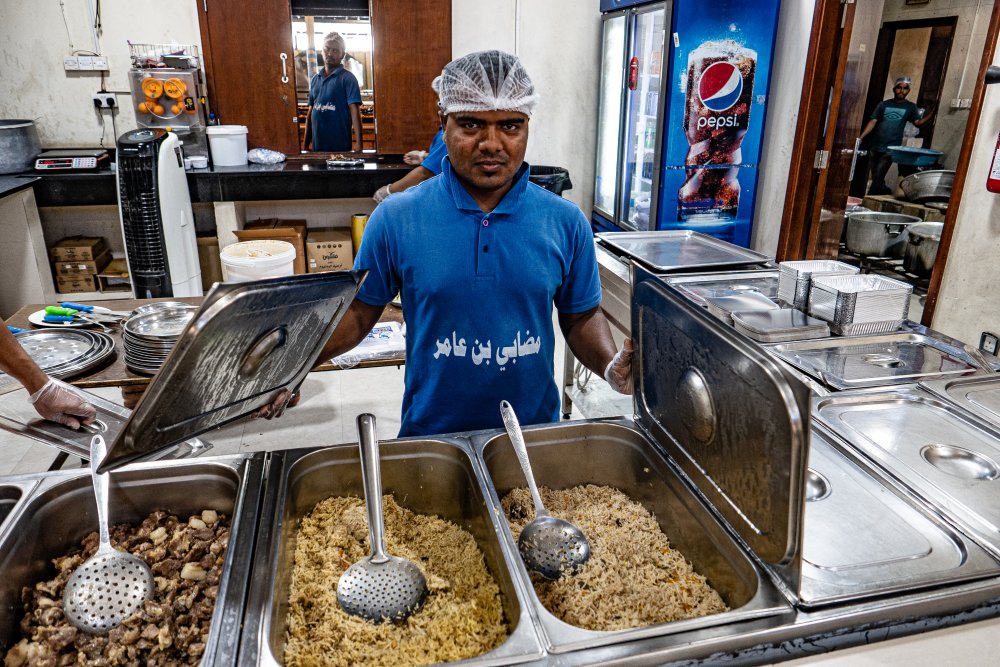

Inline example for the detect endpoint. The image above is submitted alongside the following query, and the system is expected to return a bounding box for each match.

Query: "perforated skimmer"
[62,435,154,633]
[336,414,428,623]
[500,400,591,580]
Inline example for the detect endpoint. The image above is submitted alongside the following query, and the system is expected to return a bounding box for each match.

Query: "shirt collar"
[441,159,531,216]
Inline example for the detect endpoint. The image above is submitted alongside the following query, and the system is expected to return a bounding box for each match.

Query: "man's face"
[323,41,345,67]
[893,83,910,100]
[442,110,529,198]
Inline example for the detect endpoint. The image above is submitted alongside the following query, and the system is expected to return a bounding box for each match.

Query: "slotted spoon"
[337,413,428,623]
[62,435,154,633]
[500,400,590,580]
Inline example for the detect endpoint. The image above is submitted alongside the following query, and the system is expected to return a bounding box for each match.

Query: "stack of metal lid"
[122,305,197,375]
[704,291,779,325]
[0,330,116,393]
[732,308,831,343]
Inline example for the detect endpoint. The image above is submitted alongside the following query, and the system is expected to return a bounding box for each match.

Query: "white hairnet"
[432,50,538,117]
[894,75,912,86]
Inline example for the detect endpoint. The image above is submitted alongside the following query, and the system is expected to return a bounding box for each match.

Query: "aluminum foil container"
[808,274,912,336]
[777,260,859,309]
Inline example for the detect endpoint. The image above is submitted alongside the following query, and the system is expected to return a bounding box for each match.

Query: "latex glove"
[373,183,393,204]
[603,338,634,395]
[403,150,428,166]
[252,388,301,420]
[28,378,97,429]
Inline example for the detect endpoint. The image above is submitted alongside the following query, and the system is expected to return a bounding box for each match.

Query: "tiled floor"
[0,326,628,476]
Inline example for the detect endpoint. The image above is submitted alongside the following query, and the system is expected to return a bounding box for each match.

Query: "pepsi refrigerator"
[592,0,781,247]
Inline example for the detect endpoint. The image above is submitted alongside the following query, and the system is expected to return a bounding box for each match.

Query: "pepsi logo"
[698,62,743,112]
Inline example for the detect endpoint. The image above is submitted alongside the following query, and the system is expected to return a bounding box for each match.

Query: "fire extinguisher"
[628,57,638,91]
[989,131,1000,193]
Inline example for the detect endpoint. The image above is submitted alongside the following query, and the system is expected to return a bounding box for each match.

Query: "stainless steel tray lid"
[99,271,365,472]
[631,265,810,564]
[596,230,772,273]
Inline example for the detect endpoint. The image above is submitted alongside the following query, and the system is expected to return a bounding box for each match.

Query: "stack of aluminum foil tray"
[808,274,912,336]
[777,260,859,309]
[732,308,830,343]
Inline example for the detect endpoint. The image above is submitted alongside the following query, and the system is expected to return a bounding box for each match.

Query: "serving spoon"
[500,400,590,580]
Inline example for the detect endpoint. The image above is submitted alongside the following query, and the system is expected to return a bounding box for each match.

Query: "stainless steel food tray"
[787,424,999,606]
[921,374,1000,427]
[662,269,779,308]
[596,231,771,273]
[767,332,979,390]
[732,309,830,343]
[704,290,779,324]
[0,454,265,666]
[326,157,365,168]
[0,330,115,395]
[813,386,1000,560]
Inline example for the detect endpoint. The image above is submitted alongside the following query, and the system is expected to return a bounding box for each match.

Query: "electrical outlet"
[77,56,94,71]
[92,93,116,109]
[981,331,999,356]
[92,56,108,71]
[63,56,79,71]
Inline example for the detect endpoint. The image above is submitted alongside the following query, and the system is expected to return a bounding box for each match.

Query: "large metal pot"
[904,221,943,277]
[899,170,955,203]
[0,119,41,174]
[845,212,922,258]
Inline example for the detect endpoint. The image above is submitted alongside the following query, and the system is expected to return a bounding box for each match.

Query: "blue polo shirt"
[354,160,601,437]
[420,130,447,175]
[309,66,362,151]
[869,99,920,151]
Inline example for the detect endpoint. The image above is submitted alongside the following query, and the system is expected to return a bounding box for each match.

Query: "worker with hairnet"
[859,75,935,195]
[263,51,632,433]
[303,32,363,152]
[0,318,96,429]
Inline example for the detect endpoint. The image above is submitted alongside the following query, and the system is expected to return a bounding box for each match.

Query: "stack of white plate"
[0,330,115,393]
[122,306,196,375]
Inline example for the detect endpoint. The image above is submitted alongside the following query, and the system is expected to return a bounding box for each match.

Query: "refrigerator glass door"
[593,13,627,220]
[621,5,667,230]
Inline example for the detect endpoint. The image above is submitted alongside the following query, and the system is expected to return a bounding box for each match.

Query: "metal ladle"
[62,435,153,633]
[500,400,591,580]
[337,413,428,623]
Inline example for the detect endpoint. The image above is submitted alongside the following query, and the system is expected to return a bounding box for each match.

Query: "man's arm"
[349,103,363,152]
[374,165,435,202]
[859,118,878,141]
[913,105,935,127]
[302,106,314,151]
[314,299,385,369]
[0,321,47,394]
[559,307,633,394]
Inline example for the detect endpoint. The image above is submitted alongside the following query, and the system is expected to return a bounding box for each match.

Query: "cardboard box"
[55,274,97,294]
[233,219,307,274]
[305,228,354,272]
[53,250,112,276]
[49,236,108,262]
[196,236,224,290]
[96,258,132,293]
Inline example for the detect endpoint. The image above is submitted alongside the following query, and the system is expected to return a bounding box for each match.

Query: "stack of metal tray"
[665,269,780,307]
[777,260,858,309]
[808,274,912,336]
[0,329,115,394]
[704,290,779,325]
[596,231,772,273]
[732,308,830,343]
[122,306,196,375]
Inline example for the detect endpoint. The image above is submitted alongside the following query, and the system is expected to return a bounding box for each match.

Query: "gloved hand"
[252,388,301,420]
[403,150,428,166]
[603,338,634,395]
[28,378,97,429]
[373,183,393,204]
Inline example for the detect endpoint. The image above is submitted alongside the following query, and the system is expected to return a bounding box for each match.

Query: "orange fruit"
[164,78,185,99]
[171,103,183,115]
[137,102,150,114]
[141,78,163,99]
[152,104,165,115]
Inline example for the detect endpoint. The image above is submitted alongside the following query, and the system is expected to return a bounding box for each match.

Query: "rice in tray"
[285,495,508,667]
[4,509,230,667]
[501,484,727,631]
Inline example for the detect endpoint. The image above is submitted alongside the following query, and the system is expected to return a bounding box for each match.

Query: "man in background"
[303,32,362,152]
[860,75,934,195]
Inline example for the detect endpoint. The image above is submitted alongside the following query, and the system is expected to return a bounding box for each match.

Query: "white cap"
[432,50,539,117]
[894,76,912,86]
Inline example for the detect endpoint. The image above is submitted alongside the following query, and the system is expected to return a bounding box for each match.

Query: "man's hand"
[28,378,97,429]
[404,150,428,166]
[603,338,634,395]
[252,388,300,420]
[373,184,393,203]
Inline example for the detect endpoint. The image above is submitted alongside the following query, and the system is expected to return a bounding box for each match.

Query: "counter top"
[20,156,412,206]
[0,175,38,199]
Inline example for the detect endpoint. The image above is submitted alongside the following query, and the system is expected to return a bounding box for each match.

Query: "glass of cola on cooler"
[678,40,757,223]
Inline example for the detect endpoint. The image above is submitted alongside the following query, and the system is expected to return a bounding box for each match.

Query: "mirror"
[291,0,376,152]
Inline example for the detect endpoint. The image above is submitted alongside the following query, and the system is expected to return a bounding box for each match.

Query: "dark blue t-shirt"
[420,129,447,175]
[869,99,919,151]
[308,66,362,151]
[354,160,602,437]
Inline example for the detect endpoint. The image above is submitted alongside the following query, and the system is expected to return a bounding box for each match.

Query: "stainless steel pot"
[845,212,922,258]
[900,170,955,203]
[0,119,41,175]
[904,221,943,277]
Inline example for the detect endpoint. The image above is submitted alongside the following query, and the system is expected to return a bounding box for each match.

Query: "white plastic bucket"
[220,240,296,282]
[206,125,249,166]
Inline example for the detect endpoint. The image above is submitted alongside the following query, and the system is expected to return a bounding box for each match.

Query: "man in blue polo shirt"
[372,128,447,203]
[859,75,934,195]
[299,50,633,436]
[303,32,362,153]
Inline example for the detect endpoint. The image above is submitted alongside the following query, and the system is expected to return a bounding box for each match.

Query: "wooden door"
[198,0,301,154]
[370,0,452,153]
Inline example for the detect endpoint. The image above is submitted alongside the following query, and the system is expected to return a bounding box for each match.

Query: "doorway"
[777,0,999,326]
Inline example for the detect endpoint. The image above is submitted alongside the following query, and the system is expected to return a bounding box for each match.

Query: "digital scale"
[34,149,110,171]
